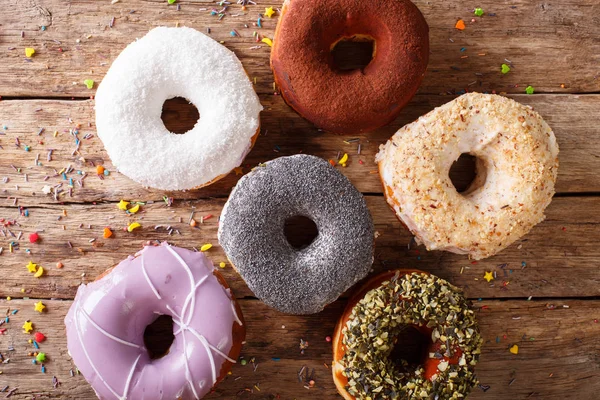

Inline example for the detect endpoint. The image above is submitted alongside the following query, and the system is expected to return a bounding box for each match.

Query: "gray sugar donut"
[218,154,374,314]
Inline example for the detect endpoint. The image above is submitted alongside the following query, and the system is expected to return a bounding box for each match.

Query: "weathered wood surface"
[1,94,600,203]
[1,0,600,97]
[1,0,599,398]
[0,195,598,301]
[0,298,598,400]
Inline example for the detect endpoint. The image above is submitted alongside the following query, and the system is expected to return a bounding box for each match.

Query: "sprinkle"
[525,85,535,94]
[474,7,484,16]
[84,79,94,89]
[36,353,46,362]
[455,19,466,30]
[509,344,519,354]
[264,6,275,18]
[34,332,46,342]
[219,261,227,268]
[483,271,494,282]
[261,37,273,46]
[127,222,141,232]
[23,321,33,333]
[501,63,511,74]
[103,227,113,238]
[257,17,262,28]
[26,261,38,273]
[34,301,45,313]
[240,359,247,366]
[25,48,35,57]
[117,200,129,210]
[200,243,213,252]
[128,204,141,214]
[96,165,105,175]
[168,0,176,4]
[29,232,39,243]
[338,153,349,167]
[34,266,45,278]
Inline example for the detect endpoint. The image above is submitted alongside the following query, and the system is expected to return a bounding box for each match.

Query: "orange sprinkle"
[190,219,197,227]
[103,227,113,238]
[455,19,466,30]
[96,165,105,175]
[328,160,335,166]
[56,262,64,269]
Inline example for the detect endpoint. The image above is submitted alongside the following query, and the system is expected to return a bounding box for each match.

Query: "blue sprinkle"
[478,298,483,301]
[460,47,467,52]
[11,309,17,315]
[62,173,67,180]
[33,341,39,349]
[41,365,46,373]
[41,26,47,31]
[103,170,110,176]
[24,210,29,217]
[2,125,7,130]
[230,31,236,37]
[271,357,280,361]
[211,10,217,15]
[77,170,83,175]
[5,317,9,323]
[521,261,527,267]
[417,256,421,260]
[32,359,37,364]
[75,138,80,145]
[24,145,31,152]
[257,17,262,28]
[69,178,73,186]
[496,336,500,343]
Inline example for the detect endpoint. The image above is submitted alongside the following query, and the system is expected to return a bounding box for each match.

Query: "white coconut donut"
[95,27,262,190]
[376,93,559,260]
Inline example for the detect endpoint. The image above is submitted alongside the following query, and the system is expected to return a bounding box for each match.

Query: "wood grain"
[0,195,598,301]
[0,298,598,399]
[1,0,599,98]
[1,94,599,204]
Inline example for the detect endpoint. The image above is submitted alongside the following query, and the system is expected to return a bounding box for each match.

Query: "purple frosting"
[64,243,243,400]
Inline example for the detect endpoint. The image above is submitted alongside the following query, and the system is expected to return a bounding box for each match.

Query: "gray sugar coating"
[218,154,374,315]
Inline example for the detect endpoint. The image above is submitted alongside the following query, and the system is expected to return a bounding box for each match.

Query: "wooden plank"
[1,0,599,98]
[0,298,597,399]
[1,94,599,203]
[0,196,598,300]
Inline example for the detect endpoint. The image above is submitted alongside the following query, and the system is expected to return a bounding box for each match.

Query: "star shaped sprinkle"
[264,6,275,18]
[117,199,130,211]
[23,321,33,333]
[234,167,244,175]
[26,261,38,273]
[484,271,494,282]
[34,301,46,313]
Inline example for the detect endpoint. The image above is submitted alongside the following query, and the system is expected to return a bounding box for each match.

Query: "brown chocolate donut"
[271,0,429,134]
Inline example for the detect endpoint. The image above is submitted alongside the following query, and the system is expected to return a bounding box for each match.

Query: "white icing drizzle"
[181,274,209,325]
[74,308,122,399]
[185,325,236,363]
[180,330,200,400]
[141,252,162,300]
[230,301,243,326]
[166,245,198,325]
[197,334,217,385]
[121,354,142,400]
[79,306,143,349]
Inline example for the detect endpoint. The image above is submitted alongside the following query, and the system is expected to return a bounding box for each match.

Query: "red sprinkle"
[325,336,331,342]
[34,332,46,342]
[29,232,39,243]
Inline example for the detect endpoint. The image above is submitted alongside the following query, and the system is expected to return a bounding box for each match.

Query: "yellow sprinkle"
[264,6,275,18]
[6,297,11,301]
[34,266,44,278]
[25,48,35,57]
[28,339,33,344]
[23,321,33,333]
[20,288,25,293]
[509,344,519,354]
[219,262,227,268]
[338,153,349,165]
[261,37,273,47]
[53,130,58,137]
[127,222,141,232]
[34,301,46,313]
[117,199,130,211]
[200,243,213,252]
[128,204,141,214]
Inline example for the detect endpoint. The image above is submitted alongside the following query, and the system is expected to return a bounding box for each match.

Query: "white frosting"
[95,27,263,190]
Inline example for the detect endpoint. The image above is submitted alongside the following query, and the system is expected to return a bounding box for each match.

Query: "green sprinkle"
[240,359,247,366]
[36,353,46,362]
[84,79,94,89]
[526,85,535,95]
[474,8,484,17]
[501,63,511,74]
[167,0,176,4]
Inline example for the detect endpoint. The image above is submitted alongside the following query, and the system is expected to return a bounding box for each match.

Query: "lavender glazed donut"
[64,243,245,400]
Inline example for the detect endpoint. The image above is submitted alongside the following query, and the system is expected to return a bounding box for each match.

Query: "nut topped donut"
[218,154,374,314]
[95,27,262,190]
[65,243,245,400]
[333,270,482,400]
[377,93,559,259]
[271,0,429,134]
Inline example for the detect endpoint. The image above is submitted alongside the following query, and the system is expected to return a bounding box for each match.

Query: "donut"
[270,0,429,134]
[64,243,245,399]
[218,154,374,314]
[332,270,482,400]
[95,27,262,190]
[376,93,559,260]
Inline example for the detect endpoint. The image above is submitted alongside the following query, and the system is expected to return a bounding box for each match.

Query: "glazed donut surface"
[376,93,559,259]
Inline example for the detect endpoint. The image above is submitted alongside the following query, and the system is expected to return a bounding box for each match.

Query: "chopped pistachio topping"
[341,272,482,399]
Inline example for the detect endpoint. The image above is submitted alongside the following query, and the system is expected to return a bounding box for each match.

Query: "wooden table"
[0,0,599,399]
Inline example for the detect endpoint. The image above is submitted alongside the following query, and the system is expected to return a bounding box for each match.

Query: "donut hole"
[284,215,319,250]
[160,97,200,134]
[390,325,432,372]
[449,153,486,194]
[143,315,175,360]
[331,36,375,71]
